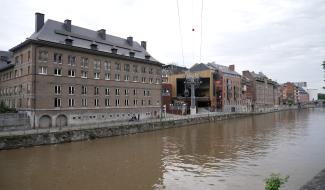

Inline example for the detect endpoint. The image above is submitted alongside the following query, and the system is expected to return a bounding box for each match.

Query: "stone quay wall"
[0,113,250,150]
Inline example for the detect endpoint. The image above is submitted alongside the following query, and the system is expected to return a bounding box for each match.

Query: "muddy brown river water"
[1,108,325,190]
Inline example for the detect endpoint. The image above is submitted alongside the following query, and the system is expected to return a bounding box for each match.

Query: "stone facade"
[242,71,280,112]
[0,13,162,128]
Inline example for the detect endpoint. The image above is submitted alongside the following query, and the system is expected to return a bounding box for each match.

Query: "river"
[0,108,325,190]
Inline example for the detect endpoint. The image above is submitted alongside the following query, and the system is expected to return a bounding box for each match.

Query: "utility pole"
[184,72,201,115]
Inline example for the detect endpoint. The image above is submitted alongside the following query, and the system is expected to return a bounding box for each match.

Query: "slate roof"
[206,62,240,76]
[12,19,159,63]
[0,51,13,71]
[250,71,267,79]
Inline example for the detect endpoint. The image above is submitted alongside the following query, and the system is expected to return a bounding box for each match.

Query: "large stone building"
[0,13,162,128]
[242,71,280,112]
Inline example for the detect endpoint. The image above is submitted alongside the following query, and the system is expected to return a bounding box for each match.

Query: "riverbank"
[0,107,300,150]
[300,169,325,190]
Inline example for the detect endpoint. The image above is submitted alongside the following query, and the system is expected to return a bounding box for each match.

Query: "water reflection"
[158,109,324,190]
[0,109,324,190]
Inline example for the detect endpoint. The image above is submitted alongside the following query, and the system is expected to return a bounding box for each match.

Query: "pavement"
[300,169,325,190]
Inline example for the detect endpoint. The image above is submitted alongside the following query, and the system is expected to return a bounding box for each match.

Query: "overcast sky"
[1,0,325,92]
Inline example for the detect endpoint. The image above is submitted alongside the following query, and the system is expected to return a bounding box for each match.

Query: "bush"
[265,173,289,190]
[0,101,17,113]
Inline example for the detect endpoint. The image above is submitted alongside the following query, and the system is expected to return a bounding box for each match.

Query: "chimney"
[127,36,133,46]
[242,70,251,78]
[229,65,235,71]
[141,41,147,50]
[35,12,44,32]
[97,29,106,40]
[64,19,71,32]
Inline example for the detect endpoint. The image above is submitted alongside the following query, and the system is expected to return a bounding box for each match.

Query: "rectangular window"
[54,85,61,95]
[54,53,63,64]
[15,56,19,65]
[115,63,121,71]
[149,78,153,84]
[82,98,87,107]
[133,65,138,73]
[141,66,146,73]
[134,99,138,106]
[94,60,101,70]
[115,74,120,81]
[54,98,61,107]
[148,99,151,105]
[82,85,87,95]
[81,71,88,78]
[20,54,23,64]
[141,100,144,106]
[124,74,129,81]
[104,61,111,71]
[115,99,120,106]
[133,89,137,95]
[68,69,75,77]
[69,86,75,95]
[38,50,48,61]
[125,89,129,96]
[142,77,146,83]
[94,98,99,107]
[125,99,129,106]
[124,64,130,72]
[105,88,110,96]
[94,87,99,95]
[69,98,75,107]
[115,88,120,96]
[105,73,110,80]
[156,78,160,84]
[105,98,110,107]
[68,55,76,66]
[54,68,62,76]
[94,72,100,79]
[149,68,153,74]
[81,57,88,68]
[28,51,31,62]
[38,66,47,74]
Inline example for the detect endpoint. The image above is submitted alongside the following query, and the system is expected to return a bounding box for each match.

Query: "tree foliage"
[0,101,17,113]
[323,61,325,89]
[265,173,289,190]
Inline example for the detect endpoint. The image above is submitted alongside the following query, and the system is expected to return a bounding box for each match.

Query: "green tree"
[323,61,325,89]
[0,101,17,113]
[265,173,289,190]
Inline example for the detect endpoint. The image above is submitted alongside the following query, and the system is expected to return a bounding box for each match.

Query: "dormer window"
[129,52,135,58]
[111,48,118,54]
[145,54,151,60]
[65,36,73,45]
[90,41,98,50]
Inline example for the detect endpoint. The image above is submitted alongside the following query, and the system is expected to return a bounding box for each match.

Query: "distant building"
[167,62,245,113]
[281,82,296,105]
[0,13,162,128]
[307,89,318,101]
[242,71,280,112]
[296,86,309,104]
[162,64,188,84]
[293,82,307,88]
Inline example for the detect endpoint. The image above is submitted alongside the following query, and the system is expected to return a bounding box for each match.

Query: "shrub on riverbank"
[265,173,289,190]
[0,101,17,113]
